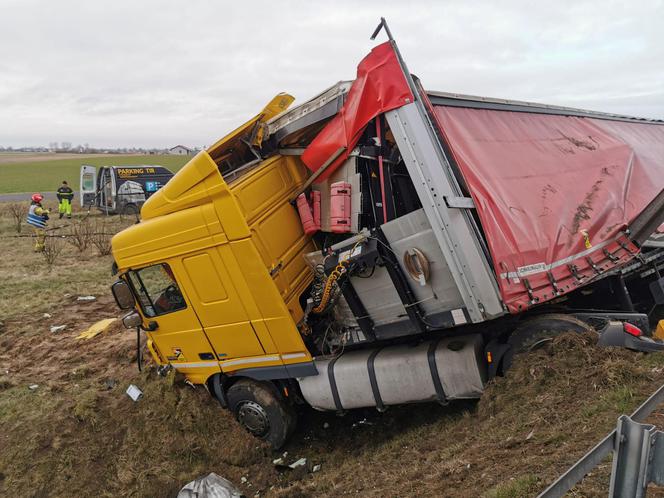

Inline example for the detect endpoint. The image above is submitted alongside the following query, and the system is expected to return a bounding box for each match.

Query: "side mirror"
[111,280,135,310]
[122,311,142,329]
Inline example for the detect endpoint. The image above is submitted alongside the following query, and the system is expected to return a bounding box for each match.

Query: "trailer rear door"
[80,165,96,207]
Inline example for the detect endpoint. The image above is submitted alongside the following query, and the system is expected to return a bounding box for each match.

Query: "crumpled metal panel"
[430,103,664,313]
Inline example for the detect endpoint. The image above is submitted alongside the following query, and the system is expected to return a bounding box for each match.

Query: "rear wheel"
[226,379,296,449]
[503,313,595,371]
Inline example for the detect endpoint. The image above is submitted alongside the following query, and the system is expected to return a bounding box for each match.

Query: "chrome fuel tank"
[298,334,485,411]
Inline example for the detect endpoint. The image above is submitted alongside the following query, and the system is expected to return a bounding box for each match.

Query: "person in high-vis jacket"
[27,193,50,252]
[56,180,74,219]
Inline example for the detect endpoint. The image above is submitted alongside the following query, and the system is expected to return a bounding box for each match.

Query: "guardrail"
[538,383,664,497]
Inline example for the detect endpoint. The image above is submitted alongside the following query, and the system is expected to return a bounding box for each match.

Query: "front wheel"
[226,379,296,449]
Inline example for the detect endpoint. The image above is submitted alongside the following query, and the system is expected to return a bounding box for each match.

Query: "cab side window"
[128,263,186,317]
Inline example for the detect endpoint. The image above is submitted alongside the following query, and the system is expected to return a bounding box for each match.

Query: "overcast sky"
[1,0,663,148]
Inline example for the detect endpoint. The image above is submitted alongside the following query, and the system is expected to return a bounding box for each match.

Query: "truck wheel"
[503,314,595,371]
[122,203,139,216]
[226,379,296,449]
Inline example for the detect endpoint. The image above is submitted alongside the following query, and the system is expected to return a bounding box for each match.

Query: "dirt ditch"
[1,297,664,497]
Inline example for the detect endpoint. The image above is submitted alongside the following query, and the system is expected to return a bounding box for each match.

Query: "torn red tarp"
[302,42,413,180]
[428,101,664,313]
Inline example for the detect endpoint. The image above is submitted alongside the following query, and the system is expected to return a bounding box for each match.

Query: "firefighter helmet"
[31,193,43,203]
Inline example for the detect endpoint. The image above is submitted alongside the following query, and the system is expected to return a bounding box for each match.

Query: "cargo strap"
[427,340,448,405]
[327,356,343,411]
[367,348,385,411]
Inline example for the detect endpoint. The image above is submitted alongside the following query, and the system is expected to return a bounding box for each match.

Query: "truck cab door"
[80,165,97,207]
[126,262,221,382]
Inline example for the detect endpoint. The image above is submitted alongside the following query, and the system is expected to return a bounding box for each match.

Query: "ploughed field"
[1,202,664,497]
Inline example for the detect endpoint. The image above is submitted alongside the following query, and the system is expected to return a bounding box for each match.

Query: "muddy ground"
[1,292,664,497]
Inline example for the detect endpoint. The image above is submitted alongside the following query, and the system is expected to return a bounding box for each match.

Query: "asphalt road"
[0,191,58,202]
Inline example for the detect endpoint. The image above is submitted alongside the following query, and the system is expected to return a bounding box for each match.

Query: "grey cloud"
[0,0,662,148]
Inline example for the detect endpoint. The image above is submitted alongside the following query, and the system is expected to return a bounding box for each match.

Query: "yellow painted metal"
[111,104,317,385]
[207,93,294,162]
[76,318,117,340]
[655,320,664,340]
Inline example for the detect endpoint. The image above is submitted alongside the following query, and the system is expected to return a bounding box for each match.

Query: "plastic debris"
[126,384,143,401]
[352,418,373,428]
[77,295,96,302]
[240,477,247,484]
[76,318,116,340]
[28,384,39,390]
[289,458,307,469]
[42,313,52,319]
[312,464,321,473]
[525,429,535,441]
[272,457,285,465]
[50,325,67,333]
[177,473,242,498]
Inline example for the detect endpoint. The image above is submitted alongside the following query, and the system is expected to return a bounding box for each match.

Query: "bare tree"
[90,220,113,256]
[7,203,24,233]
[42,236,65,271]
[65,219,92,252]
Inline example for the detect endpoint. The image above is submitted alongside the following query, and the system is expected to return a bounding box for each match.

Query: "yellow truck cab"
[111,31,664,448]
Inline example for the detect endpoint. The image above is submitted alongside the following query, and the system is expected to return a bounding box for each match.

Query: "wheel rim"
[237,401,270,437]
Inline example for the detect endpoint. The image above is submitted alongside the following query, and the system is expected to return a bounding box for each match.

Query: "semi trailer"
[110,20,664,448]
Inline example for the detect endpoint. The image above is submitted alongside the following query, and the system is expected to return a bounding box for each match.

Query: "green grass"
[485,474,539,498]
[0,155,190,194]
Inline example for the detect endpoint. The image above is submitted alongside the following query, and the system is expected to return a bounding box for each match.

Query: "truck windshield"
[127,263,186,317]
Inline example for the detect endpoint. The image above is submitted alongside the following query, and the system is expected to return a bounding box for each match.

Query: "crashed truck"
[109,24,664,448]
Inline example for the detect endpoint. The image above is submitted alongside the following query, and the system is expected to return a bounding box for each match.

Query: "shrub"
[42,235,65,270]
[90,220,113,256]
[7,203,24,233]
[65,219,92,252]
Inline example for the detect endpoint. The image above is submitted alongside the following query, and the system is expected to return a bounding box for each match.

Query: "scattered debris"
[28,384,39,390]
[76,318,116,340]
[289,458,307,469]
[240,477,248,484]
[352,418,373,428]
[177,473,242,498]
[312,464,322,473]
[272,457,285,465]
[77,295,96,302]
[126,384,143,401]
[50,325,67,334]
[42,313,52,319]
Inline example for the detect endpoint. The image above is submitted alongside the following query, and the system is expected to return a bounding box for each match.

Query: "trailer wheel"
[503,314,595,371]
[226,379,296,449]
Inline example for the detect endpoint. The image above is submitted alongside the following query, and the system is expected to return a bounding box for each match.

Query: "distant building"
[169,145,193,155]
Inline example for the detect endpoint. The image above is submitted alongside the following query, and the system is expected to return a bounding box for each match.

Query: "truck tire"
[503,314,595,371]
[226,379,296,449]
[122,203,139,216]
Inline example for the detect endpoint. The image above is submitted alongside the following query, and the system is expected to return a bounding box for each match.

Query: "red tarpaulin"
[429,101,664,313]
[302,42,413,180]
